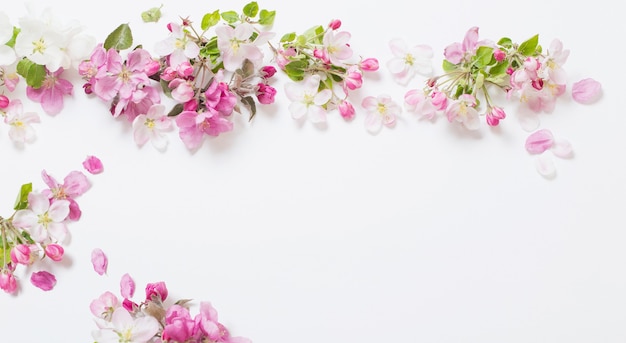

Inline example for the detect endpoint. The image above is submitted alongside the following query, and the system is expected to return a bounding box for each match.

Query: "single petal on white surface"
[551,139,574,158]
[535,154,556,178]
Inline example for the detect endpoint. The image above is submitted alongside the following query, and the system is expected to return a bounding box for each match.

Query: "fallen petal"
[535,154,556,178]
[525,129,554,154]
[91,248,108,276]
[30,271,57,291]
[551,139,574,158]
[572,78,602,104]
[83,155,104,174]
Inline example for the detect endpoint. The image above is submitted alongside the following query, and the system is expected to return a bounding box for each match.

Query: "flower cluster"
[274,19,379,124]
[0,6,95,144]
[91,272,249,343]
[79,2,278,150]
[402,27,602,130]
[0,156,102,294]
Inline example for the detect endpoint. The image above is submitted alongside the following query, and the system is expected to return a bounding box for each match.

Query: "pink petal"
[572,78,602,104]
[30,271,57,291]
[525,129,554,154]
[120,273,136,299]
[91,248,108,275]
[83,155,104,174]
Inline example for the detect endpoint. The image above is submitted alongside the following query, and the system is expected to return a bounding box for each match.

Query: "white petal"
[535,154,556,178]
[308,106,327,123]
[364,113,382,134]
[551,139,574,158]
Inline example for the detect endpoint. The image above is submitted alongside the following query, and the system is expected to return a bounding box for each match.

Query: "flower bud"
[328,19,341,30]
[0,95,9,108]
[261,65,277,79]
[256,83,277,104]
[0,271,17,294]
[493,49,506,62]
[338,100,355,120]
[359,58,379,72]
[10,244,33,265]
[45,244,65,262]
[146,281,168,302]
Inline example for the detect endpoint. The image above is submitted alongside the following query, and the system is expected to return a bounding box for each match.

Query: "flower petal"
[30,271,57,291]
[551,139,574,158]
[525,129,554,154]
[83,156,104,174]
[572,78,602,104]
[91,248,108,276]
[535,154,556,178]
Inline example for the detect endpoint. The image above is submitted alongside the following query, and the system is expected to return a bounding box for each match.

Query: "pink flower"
[83,155,104,174]
[0,94,9,108]
[387,38,433,85]
[322,29,353,65]
[444,94,480,130]
[525,129,554,154]
[162,305,194,342]
[132,104,173,151]
[361,94,401,134]
[91,248,108,275]
[338,100,355,120]
[256,83,276,105]
[11,244,35,265]
[30,271,56,291]
[145,281,168,302]
[284,75,332,123]
[215,23,266,71]
[175,109,234,150]
[344,67,363,90]
[44,244,64,262]
[26,68,73,116]
[404,89,438,120]
[41,169,91,221]
[91,307,160,343]
[204,72,237,116]
[90,291,120,318]
[0,271,17,294]
[486,106,506,126]
[444,26,480,64]
[120,273,136,299]
[572,78,602,104]
[12,192,70,243]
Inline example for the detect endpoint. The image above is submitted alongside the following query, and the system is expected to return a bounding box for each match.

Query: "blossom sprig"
[79,2,278,150]
[0,156,102,294]
[403,27,593,129]
[91,272,250,343]
[274,19,379,122]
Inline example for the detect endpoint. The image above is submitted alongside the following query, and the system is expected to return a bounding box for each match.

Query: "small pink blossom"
[91,307,160,343]
[572,78,602,104]
[328,19,341,30]
[338,100,355,120]
[120,273,136,299]
[41,169,91,221]
[3,99,40,144]
[90,291,120,318]
[284,75,332,123]
[525,129,554,154]
[175,109,234,150]
[91,248,108,275]
[256,83,277,105]
[344,67,363,90]
[10,244,34,265]
[12,192,70,243]
[145,281,168,302]
[26,68,73,116]
[83,155,104,174]
[361,94,400,134]
[30,270,56,291]
[444,26,480,64]
[322,29,353,65]
[486,106,506,126]
[387,38,433,85]
[404,89,438,120]
[444,94,480,130]
[0,271,17,294]
[44,244,64,262]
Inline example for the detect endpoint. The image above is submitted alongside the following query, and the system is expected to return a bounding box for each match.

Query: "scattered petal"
[91,248,108,275]
[120,273,136,299]
[525,129,554,154]
[535,154,556,178]
[572,78,602,104]
[30,271,57,291]
[551,139,574,158]
[83,155,104,174]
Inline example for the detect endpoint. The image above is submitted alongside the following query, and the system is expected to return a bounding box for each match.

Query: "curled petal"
[91,248,108,275]
[572,78,602,104]
[525,129,554,154]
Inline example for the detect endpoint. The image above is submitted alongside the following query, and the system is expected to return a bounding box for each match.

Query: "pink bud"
[344,69,363,90]
[486,115,500,126]
[82,83,93,95]
[10,244,32,265]
[0,95,9,108]
[506,67,515,75]
[30,271,56,291]
[338,100,355,120]
[430,91,448,110]
[45,244,64,262]
[83,155,104,174]
[183,99,198,111]
[160,67,177,81]
[256,83,277,104]
[0,271,17,294]
[261,65,277,78]
[328,19,341,30]
[122,298,138,312]
[359,58,379,72]
[91,248,108,275]
[145,60,161,76]
[166,22,174,32]
[177,62,194,78]
[572,78,602,104]
[313,49,330,64]
[493,49,506,62]
[146,281,168,301]
[525,129,554,154]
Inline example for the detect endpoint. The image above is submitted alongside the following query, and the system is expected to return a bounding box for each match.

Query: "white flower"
[12,192,70,243]
[3,99,40,144]
[0,11,16,65]
[387,38,433,86]
[154,22,200,68]
[132,104,173,151]
[91,307,159,343]
[284,74,332,123]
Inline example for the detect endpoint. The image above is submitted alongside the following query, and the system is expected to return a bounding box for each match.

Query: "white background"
[1,0,624,342]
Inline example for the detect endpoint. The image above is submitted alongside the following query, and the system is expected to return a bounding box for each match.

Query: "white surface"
[1,0,624,342]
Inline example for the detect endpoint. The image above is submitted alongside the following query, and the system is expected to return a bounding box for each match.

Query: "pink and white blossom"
[387,38,433,85]
[3,99,40,144]
[284,75,332,123]
[444,94,480,130]
[26,68,73,115]
[41,169,90,221]
[155,22,200,68]
[91,307,159,343]
[216,23,270,71]
[90,291,120,319]
[361,94,400,134]
[132,104,173,151]
[12,192,70,243]
[322,29,353,65]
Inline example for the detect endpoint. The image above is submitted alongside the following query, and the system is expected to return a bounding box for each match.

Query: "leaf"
[5,27,20,48]
[141,5,163,23]
[473,46,494,68]
[241,96,257,121]
[221,11,239,24]
[238,59,255,78]
[280,32,295,43]
[488,61,508,77]
[442,59,457,72]
[284,60,307,81]
[104,23,133,50]
[14,182,32,211]
[201,10,221,31]
[167,103,184,117]
[16,59,46,88]
[497,37,512,49]
[259,9,276,26]
[243,2,259,17]
[518,34,539,56]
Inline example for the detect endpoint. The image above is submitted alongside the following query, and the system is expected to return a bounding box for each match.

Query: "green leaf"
[284,60,307,82]
[221,11,239,24]
[488,61,508,77]
[280,32,296,43]
[259,9,276,26]
[497,37,512,49]
[16,59,46,88]
[442,59,457,72]
[167,103,184,117]
[4,27,20,48]
[141,5,163,23]
[14,183,32,211]
[473,46,494,68]
[201,10,221,31]
[0,247,10,268]
[518,34,539,56]
[474,71,485,90]
[104,23,133,50]
[243,2,259,17]
[240,95,257,121]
